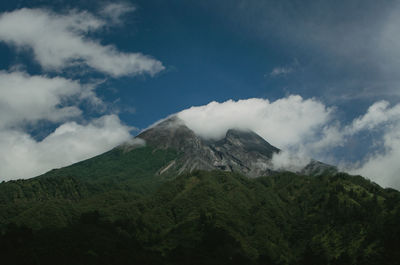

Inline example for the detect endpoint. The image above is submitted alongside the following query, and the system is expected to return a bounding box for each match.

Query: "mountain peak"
[133,116,335,177]
[134,116,279,177]
[223,128,280,158]
[137,116,199,151]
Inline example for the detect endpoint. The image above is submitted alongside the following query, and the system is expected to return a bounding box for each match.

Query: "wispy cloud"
[0,7,164,77]
[270,66,293,77]
[99,2,136,25]
[217,0,400,99]
[269,59,299,77]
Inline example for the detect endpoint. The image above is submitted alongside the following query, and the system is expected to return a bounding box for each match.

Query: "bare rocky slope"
[136,116,336,177]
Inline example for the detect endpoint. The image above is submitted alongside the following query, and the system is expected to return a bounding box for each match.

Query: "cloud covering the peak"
[178,96,400,190]
[178,95,332,148]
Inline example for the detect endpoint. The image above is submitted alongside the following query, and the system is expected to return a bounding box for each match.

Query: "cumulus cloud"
[0,70,134,181]
[0,7,164,77]
[0,115,132,181]
[342,101,400,188]
[295,100,400,167]
[311,100,400,153]
[177,96,334,176]
[178,95,332,148]
[346,101,400,134]
[349,125,400,189]
[0,71,94,128]
[0,5,162,181]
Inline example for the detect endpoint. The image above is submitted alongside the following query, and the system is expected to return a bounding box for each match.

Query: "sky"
[0,0,400,189]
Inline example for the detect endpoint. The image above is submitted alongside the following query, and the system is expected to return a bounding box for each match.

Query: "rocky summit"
[136,116,279,177]
[135,116,335,177]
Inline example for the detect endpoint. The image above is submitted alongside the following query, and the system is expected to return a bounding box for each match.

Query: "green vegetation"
[0,146,399,265]
[0,145,179,228]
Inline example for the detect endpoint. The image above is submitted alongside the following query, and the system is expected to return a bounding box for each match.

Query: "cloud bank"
[178,97,400,189]
[0,7,164,77]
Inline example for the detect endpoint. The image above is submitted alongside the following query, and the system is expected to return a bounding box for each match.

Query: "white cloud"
[348,125,400,189]
[0,8,164,77]
[341,101,400,189]
[178,95,332,149]
[271,150,311,172]
[177,96,400,189]
[300,100,400,160]
[0,71,94,128]
[309,123,344,150]
[99,2,136,25]
[0,115,132,181]
[346,100,400,134]
[177,96,334,177]
[301,100,400,189]
[0,71,134,181]
[0,5,162,181]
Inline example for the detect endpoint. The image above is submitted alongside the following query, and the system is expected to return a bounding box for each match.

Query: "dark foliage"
[0,146,400,264]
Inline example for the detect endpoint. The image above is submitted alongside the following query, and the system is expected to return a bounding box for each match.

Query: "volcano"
[0,115,399,265]
[130,116,335,177]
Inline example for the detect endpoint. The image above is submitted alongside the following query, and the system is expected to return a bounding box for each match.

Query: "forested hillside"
[1,164,399,265]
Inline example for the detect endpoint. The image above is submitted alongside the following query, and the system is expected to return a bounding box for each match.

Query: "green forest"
[1,146,400,265]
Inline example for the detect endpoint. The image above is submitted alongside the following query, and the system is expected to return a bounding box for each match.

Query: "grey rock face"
[208,129,280,177]
[137,116,280,177]
[136,116,336,177]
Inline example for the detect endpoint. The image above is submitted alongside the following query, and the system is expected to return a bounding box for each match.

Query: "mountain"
[137,116,280,177]
[0,115,399,265]
[137,116,335,177]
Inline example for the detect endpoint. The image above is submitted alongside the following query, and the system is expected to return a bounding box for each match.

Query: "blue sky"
[0,0,400,189]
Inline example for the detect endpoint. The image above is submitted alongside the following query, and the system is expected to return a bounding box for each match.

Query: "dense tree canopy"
[0,146,399,265]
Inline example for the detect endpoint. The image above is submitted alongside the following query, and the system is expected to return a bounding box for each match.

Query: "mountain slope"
[0,115,399,265]
[0,145,179,228]
[1,170,400,265]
